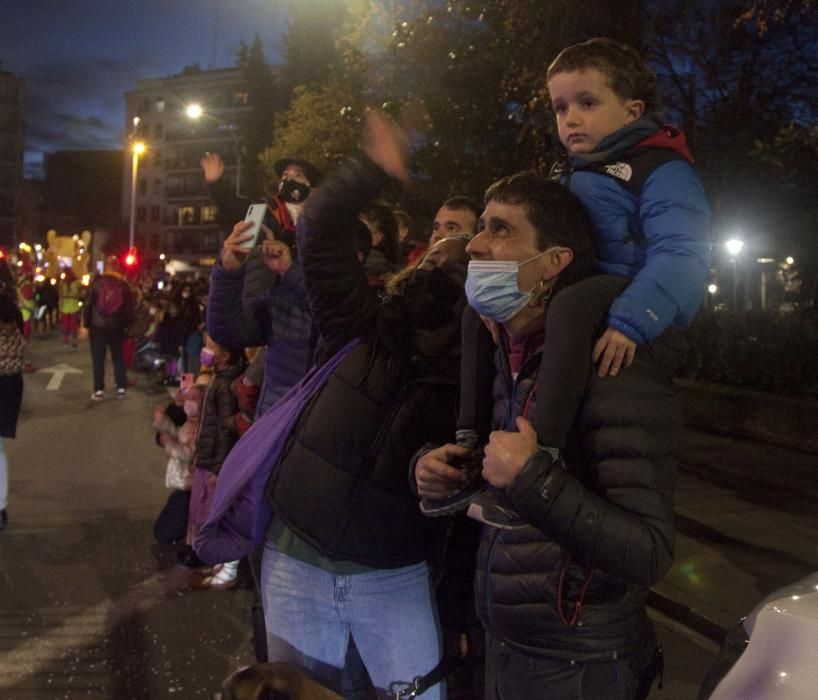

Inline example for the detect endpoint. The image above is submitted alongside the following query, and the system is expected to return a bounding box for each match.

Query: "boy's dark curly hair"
[547,37,660,113]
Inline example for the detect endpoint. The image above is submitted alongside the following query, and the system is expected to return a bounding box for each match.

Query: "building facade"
[122,65,251,267]
[0,69,26,250]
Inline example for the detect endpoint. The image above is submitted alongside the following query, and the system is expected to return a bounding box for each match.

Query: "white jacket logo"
[602,162,633,182]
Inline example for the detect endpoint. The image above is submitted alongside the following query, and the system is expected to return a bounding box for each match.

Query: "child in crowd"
[153,385,204,550]
[187,334,243,589]
[230,347,265,437]
[424,38,711,526]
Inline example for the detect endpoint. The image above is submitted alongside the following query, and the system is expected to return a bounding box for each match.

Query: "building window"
[201,205,218,223]
[155,98,165,113]
[150,205,161,222]
[233,90,249,106]
[153,178,162,195]
[178,206,195,226]
[137,206,146,223]
[139,178,147,195]
[154,122,163,138]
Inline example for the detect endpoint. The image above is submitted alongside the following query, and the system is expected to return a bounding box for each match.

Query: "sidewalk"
[649,428,818,642]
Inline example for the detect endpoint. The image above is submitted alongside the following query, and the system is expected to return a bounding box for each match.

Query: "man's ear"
[541,247,573,280]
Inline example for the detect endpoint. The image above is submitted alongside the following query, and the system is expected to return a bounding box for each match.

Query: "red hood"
[639,125,694,163]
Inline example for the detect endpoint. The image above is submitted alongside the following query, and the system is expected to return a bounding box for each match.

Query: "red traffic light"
[124,247,138,268]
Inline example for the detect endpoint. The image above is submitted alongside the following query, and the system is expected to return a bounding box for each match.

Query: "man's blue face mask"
[464,248,557,322]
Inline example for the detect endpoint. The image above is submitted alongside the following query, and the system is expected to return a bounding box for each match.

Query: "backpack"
[96,277,125,316]
[195,336,360,565]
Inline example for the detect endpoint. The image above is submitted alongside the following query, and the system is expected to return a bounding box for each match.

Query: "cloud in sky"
[0,0,289,178]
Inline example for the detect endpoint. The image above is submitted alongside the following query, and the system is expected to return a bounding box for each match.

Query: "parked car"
[699,572,818,698]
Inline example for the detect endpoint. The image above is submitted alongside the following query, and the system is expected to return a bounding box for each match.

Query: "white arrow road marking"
[36,363,83,390]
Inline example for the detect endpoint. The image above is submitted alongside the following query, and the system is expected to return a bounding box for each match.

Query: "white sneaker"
[91,391,104,401]
[116,388,126,400]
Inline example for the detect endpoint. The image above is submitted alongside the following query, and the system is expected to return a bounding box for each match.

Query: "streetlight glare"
[708,284,718,294]
[725,239,744,256]
[186,103,203,119]
[786,256,795,265]
[133,141,146,155]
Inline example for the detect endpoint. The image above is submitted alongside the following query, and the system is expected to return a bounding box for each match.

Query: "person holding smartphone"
[200,153,321,302]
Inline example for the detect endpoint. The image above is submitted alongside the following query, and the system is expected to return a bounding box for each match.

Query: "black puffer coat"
[194,365,241,474]
[475,324,684,660]
[267,158,463,568]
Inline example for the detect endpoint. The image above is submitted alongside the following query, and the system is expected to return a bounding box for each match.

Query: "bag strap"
[390,655,463,698]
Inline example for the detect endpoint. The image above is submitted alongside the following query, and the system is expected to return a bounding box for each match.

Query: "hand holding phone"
[240,203,267,251]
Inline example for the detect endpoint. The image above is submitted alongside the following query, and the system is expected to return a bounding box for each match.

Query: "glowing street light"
[185,103,242,196]
[786,256,795,265]
[707,283,718,295]
[725,239,744,257]
[724,238,744,309]
[129,135,147,251]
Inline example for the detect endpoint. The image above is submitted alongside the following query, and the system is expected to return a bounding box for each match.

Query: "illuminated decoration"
[44,230,92,282]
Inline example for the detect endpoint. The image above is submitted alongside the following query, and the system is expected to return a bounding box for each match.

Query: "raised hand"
[221,221,255,270]
[362,109,410,184]
[200,152,225,184]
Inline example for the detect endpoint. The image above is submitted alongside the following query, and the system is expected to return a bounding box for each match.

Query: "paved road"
[0,331,734,698]
[0,331,255,699]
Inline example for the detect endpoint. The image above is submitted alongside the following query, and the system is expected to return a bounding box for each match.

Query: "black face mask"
[404,266,464,331]
[278,178,311,204]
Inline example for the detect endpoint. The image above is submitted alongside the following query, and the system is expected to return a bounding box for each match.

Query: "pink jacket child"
[153,385,204,490]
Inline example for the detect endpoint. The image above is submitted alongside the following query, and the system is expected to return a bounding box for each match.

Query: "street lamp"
[724,238,744,310]
[185,103,242,196]
[129,137,146,250]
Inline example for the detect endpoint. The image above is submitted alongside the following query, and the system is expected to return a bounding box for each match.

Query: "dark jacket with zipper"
[475,313,684,660]
[194,365,241,474]
[266,158,460,569]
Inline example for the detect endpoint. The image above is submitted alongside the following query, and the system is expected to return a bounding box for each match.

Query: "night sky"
[0,0,290,178]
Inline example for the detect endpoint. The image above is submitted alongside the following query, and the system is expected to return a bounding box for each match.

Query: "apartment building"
[122,65,251,267]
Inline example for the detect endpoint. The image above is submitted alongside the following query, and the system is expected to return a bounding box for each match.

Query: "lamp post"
[128,116,147,251]
[185,103,242,197]
[725,238,744,310]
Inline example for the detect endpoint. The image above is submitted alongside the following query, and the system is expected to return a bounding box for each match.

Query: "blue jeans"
[260,538,445,699]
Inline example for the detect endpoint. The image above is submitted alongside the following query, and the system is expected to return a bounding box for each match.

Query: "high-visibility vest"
[17,279,35,322]
[59,280,81,314]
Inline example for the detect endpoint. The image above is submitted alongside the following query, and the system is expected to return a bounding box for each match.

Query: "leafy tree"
[645,0,818,302]
[236,35,287,197]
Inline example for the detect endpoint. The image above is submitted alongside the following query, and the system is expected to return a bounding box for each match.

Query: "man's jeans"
[89,328,127,392]
[260,538,445,699]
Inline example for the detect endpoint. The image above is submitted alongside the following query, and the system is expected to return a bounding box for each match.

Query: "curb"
[647,590,726,645]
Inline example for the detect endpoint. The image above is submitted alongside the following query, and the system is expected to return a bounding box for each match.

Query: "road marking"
[36,363,82,390]
[0,568,191,689]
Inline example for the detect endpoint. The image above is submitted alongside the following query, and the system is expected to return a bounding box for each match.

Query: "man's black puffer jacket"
[475,326,684,660]
[267,158,462,569]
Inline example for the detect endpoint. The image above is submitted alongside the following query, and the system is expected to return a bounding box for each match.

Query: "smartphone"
[180,373,194,392]
[240,203,267,251]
